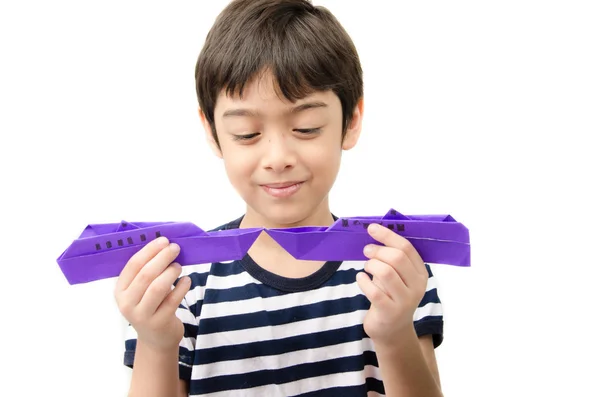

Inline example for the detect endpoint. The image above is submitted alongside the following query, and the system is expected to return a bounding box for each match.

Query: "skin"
[116,69,443,396]
[201,69,362,278]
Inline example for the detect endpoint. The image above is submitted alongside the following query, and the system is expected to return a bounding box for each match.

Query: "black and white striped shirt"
[124,217,444,396]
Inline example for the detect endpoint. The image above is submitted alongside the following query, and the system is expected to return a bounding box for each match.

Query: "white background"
[1,1,599,396]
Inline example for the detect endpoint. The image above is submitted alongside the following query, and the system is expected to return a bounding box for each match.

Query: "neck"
[241,199,335,275]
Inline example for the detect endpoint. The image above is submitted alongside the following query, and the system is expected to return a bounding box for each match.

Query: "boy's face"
[200,70,363,227]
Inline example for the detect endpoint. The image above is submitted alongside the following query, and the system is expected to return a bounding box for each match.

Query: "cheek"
[303,141,342,179]
[222,148,256,182]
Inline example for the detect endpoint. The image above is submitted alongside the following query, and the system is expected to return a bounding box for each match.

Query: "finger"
[364,244,421,289]
[367,224,427,276]
[356,271,393,310]
[137,262,183,317]
[364,258,408,302]
[125,242,181,305]
[363,259,393,300]
[370,274,388,299]
[156,276,192,318]
[115,236,170,292]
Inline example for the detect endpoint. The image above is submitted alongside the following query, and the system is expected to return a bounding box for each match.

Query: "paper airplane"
[56,209,470,285]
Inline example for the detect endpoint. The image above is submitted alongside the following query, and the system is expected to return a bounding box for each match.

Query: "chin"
[263,206,310,226]
[249,201,318,227]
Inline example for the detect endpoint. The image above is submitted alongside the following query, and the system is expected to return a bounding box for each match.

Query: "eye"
[294,128,322,134]
[233,132,260,141]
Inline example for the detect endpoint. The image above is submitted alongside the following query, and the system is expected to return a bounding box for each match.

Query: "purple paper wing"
[172,228,262,265]
[268,212,470,266]
[57,222,205,284]
[115,221,141,232]
[79,222,121,238]
[325,216,469,244]
[57,246,144,285]
[382,208,458,222]
[265,228,325,258]
[60,222,204,259]
[398,214,457,222]
[406,238,471,266]
[119,221,180,230]
[58,210,471,285]
[298,231,373,260]
[383,208,412,220]
[274,230,470,266]
[57,224,263,285]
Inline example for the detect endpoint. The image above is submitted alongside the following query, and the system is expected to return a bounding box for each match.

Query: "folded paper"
[57,208,470,285]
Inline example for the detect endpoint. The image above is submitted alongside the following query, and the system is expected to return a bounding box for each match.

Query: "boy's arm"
[128,340,189,397]
[374,333,442,397]
[419,335,442,387]
[114,237,193,397]
[357,224,445,396]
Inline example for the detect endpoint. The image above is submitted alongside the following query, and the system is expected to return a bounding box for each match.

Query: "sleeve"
[123,276,200,381]
[413,263,444,348]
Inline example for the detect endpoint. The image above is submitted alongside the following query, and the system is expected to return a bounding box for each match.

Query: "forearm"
[374,328,443,397]
[129,340,182,397]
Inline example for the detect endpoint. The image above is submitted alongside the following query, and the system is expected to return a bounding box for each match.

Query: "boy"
[115,0,445,395]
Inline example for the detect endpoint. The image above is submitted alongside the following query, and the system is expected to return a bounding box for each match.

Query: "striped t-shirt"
[124,216,444,396]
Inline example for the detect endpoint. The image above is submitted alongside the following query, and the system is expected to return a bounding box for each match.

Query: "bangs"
[220,19,341,103]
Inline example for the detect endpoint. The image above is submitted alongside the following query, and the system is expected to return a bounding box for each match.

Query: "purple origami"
[56,209,470,285]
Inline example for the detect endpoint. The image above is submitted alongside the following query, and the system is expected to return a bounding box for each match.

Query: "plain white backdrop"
[1,1,599,396]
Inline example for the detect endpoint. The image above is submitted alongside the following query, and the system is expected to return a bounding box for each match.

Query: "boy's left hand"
[356,223,429,346]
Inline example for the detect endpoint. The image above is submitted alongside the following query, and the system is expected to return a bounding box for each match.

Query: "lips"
[262,181,303,189]
[261,181,304,198]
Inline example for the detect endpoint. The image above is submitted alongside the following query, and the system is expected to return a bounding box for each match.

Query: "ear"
[342,97,364,151]
[198,107,223,159]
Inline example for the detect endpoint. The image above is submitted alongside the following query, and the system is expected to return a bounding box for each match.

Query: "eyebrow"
[222,101,328,118]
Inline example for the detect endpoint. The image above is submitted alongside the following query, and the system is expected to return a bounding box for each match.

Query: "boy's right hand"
[114,236,192,351]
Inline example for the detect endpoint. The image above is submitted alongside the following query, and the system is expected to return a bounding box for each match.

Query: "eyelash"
[233,128,322,141]
[295,128,322,134]
[233,133,260,141]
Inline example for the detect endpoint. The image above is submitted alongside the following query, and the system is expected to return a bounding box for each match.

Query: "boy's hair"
[195,0,363,146]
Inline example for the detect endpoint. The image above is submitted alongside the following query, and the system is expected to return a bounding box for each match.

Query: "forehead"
[214,71,339,118]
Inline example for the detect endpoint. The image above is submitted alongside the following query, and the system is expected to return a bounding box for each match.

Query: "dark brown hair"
[194,0,363,146]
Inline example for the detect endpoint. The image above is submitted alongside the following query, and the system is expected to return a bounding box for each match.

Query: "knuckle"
[127,251,145,266]
[118,301,135,317]
[370,288,385,304]
[169,262,182,274]
[163,291,178,305]
[392,250,406,264]
[114,292,123,308]
[147,280,169,297]
[165,265,182,284]
[129,311,144,325]
[136,270,154,285]
[420,273,429,286]
[124,255,137,266]
[396,240,408,251]
[364,260,376,274]
[376,264,392,279]
[380,264,395,279]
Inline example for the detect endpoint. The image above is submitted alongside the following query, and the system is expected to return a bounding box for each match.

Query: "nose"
[260,133,297,173]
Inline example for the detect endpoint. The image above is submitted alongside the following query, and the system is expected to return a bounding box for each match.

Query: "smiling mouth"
[261,181,304,198]
[262,181,303,188]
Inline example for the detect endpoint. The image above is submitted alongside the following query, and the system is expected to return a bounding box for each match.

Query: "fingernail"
[169,243,180,252]
[363,245,374,255]
[156,236,168,245]
[368,223,379,234]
